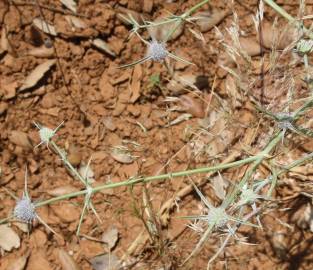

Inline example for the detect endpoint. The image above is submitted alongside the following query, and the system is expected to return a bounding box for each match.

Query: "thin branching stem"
[35,155,260,208]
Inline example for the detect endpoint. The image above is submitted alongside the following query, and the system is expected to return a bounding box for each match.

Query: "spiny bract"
[147,40,168,61]
[14,196,36,223]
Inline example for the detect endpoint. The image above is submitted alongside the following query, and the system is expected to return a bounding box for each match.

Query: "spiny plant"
[1,0,313,268]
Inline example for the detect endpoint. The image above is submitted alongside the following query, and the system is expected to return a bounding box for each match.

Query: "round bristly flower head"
[147,40,168,61]
[39,127,55,144]
[14,195,36,223]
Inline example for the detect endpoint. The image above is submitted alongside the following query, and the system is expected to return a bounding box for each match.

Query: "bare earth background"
[1,0,313,269]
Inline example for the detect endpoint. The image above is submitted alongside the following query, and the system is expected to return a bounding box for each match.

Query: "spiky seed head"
[296,39,313,55]
[206,207,228,228]
[14,196,36,223]
[39,127,55,143]
[238,186,260,206]
[147,40,168,61]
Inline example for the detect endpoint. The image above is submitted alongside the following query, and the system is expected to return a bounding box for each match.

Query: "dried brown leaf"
[111,149,134,164]
[101,227,119,250]
[178,95,205,118]
[1,27,13,53]
[33,18,57,36]
[58,249,81,270]
[19,59,56,92]
[195,10,230,33]
[239,37,261,56]
[61,0,77,13]
[26,46,54,58]
[7,252,30,270]
[92,39,115,57]
[65,16,87,29]
[130,65,142,103]
[0,224,20,251]
[47,186,79,196]
[90,254,121,270]
[9,131,33,149]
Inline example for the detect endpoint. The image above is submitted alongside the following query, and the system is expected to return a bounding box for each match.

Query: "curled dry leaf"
[26,46,54,58]
[13,221,30,233]
[102,226,119,250]
[33,18,57,36]
[78,163,95,183]
[65,16,87,29]
[167,74,197,94]
[130,64,142,103]
[111,148,134,164]
[0,224,20,251]
[271,232,287,260]
[195,9,230,32]
[1,27,13,54]
[9,131,33,149]
[239,37,261,57]
[58,249,81,270]
[7,252,30,270]
[90,254,121,270]
[61,0,77,14]
[178,95,205,118]
[261,21,298,50]
[47,185,79,197]
[19,59,56,92]
[92,39,116,57]
[149,13,184,41]
[116,7,142,26]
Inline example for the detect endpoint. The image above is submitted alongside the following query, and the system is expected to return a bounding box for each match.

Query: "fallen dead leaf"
[178,95,205,118]
[111,148,134,164]
[26,46,54,58]
[13,221,30,233]
[33,18,57,36]
[90,254,121,270]
[79,163,95,183]
[58,249,81,270]
[51,203,80,223]
[116,7,142,26]
[130,65,142,103]
[0,224,20,251]
[65,16,87,29]
[149,13,184,41]
[239,37,261,57]
[101,227,119,250]
[195,9,230,32]
[1,27,13,54]
[9,130,33,149]
[7,252,30,270]
[47,185,79,196]
[19,59,56,92]
[92,39,115,57]
[61,0,77,13]
[261,21,298,50]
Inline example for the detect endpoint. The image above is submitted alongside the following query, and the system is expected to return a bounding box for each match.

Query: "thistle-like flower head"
[14,195,36,223]
[147,39,168,61]
[39,127,55,144]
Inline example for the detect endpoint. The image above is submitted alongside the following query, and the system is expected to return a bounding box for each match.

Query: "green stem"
[222,132,283,208]
[165,0,211,41]
[50,141,87,186]
[35,155,259,208]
